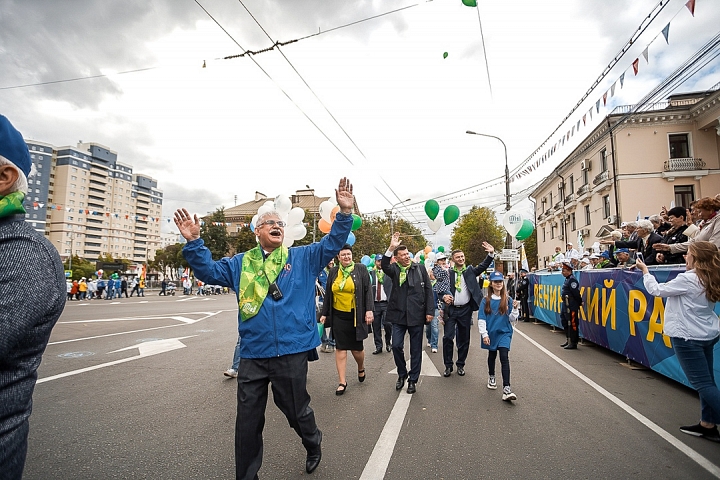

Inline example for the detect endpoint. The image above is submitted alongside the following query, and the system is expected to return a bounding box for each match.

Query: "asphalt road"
[24,293,720,479]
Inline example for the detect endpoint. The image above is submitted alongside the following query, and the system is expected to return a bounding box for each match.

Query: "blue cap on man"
[0,115,31,178]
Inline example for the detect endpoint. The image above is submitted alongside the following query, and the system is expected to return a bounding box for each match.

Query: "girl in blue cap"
[478,271,520,401]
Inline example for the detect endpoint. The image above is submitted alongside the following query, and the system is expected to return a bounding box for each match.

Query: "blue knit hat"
[0,115,31,178]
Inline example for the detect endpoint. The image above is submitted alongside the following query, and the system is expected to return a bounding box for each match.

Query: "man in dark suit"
[370,255,393,354]
[600,219,663,265]
[439,242,496,377]
[382,233,434,394]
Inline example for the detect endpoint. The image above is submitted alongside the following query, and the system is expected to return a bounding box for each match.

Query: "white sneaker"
[431,348,438,353]
[487,375,497,390]
[427,342,431,347]
[224,369,238,378]
[502,385,517,401]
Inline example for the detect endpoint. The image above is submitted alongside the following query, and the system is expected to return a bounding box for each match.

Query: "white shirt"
[643,270,720,341]
[453,272,471,306]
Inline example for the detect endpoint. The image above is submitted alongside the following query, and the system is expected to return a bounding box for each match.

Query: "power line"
[0,67,158,91]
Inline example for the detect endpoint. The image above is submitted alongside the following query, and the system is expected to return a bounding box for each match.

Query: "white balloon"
[250,214,259,229]
[287,207,305,226]
[427,217,443,233]
[274,195,292,215]
[282,235,295,247]
[427,252,436,262]
[257,205,273,217]
[289,223,307,241]
[263,200,274,208]
[318,200,335,223]
[503,210,525,237]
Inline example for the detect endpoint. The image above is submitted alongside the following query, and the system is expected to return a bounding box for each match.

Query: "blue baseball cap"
[600,251,610,259]
[0,115,31,178]
[488,271,504,281]
[614,248,630,255]
[375,254,383,261]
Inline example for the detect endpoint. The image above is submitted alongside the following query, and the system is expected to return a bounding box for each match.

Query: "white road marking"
[514,328,720,478]
[359,392,413,480]
[176,296,198,302]
[38,336,196,384]
[388,351,441,377]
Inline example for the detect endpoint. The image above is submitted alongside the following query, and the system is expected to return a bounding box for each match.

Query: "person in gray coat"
[0,115,66,479]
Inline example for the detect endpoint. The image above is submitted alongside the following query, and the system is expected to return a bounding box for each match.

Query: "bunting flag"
[662,23,670,44]
[583,114,586,125]
[619,72,625,88]
[632,58,640,75]
[602,91,608,106]
[685,0,695,16]
[611,81,616,97]
[596,99,601,113]
[642,47,649,63]
[576,119,580,131]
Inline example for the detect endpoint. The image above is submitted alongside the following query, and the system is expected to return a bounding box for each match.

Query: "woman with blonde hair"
[638,241,720,442]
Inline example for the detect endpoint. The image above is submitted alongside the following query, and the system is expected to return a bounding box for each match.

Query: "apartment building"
[531,86,720,267]
[24,140,163,265]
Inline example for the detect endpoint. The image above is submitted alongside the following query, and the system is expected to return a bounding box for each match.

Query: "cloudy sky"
[2,0,718,246]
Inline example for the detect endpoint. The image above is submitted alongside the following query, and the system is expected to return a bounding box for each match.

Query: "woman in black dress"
[320,244,374,395]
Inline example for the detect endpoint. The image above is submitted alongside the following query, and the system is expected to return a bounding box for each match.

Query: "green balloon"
[462,0,477,6]
[443,52,448,59]
[351,214,362,231]
[420,254,425,262]
[515,219,535,241]
[437,246,444,253]
[424,199,440,220]
[443,205,460,225]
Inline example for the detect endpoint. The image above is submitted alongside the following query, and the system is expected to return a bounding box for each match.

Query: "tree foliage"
[450,206,505,265]
[151,243,188,279]
[521,229,538,269]
[200,208,231,260]
[353,216,427,258]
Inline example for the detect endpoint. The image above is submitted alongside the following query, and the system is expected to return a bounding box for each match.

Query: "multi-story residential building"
[23,140,163,266]
[531,86,720,267]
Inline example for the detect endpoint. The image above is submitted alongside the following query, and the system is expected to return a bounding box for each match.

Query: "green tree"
[450,206,505,265]
[353,216,427,258]
[520,229,538,269]
[234,224,258,253]
[200,208,231,260]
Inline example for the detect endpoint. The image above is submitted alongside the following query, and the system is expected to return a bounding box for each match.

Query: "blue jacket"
[183,212,352,359]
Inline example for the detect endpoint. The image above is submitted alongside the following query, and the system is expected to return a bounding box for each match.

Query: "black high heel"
[358,369,366,383]
[335,383,347,395]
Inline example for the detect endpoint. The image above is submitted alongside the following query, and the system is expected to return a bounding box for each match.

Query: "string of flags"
[510,0,698,183]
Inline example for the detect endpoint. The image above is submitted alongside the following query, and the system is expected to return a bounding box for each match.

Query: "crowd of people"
[65,275,145,300]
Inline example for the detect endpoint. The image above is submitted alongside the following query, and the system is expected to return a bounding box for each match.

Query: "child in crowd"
[478,271,520,401]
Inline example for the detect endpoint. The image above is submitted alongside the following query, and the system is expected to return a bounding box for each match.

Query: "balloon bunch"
[251,195,307,247]
[502,210,535,241]
[316,200,362,246]
[425,200,460,233]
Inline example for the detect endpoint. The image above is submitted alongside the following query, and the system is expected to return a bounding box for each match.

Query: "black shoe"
[372,348,382,355]
[679,423,720,442]
[335,383,347,396]
[564,343,578,350]
[443,367,452,377]
[306,430,322,473]
[560,341,569,348]
[407,381,416,394]
[386,345,391,352]
[457,367,465,376]
[358,369,366,383]
[395,375,407,391]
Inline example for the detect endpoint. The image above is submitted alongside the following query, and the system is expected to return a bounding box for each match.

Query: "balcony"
[661,158,708,181]
[553,201,562,211]
[592,171,609,185]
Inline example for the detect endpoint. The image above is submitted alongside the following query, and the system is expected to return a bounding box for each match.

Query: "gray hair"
[626,221,638,228]
[636,219,654,232]
[0,155,28,194]
[256,210,281,226]
[648,214,662,224]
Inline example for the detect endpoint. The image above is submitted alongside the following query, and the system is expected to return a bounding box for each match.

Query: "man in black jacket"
[600,219,663,265]
[370,255,393,354]
[381,233,434,394]
[515,269,530,322]
[440,242,496,377]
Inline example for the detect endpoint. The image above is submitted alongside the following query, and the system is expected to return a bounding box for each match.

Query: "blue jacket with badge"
[561,274,583,314]
[182,213,352,359]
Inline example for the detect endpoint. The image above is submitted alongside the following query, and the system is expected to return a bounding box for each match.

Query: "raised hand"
[482,241,495,254]
[174,208,201,241]
[513,300,520,309]
[389,232,402,251]
[335,177,354,214]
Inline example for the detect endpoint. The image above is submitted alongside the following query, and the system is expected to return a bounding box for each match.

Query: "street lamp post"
[466,130,512,250]
[306,185,316,242]
[385,198,411,236]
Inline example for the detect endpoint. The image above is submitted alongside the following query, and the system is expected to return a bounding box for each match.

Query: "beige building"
[531,86,720,267]
[29,141,163,265]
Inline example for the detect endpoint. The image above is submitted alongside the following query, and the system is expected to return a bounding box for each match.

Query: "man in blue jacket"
[174,178,355,480]
[440,242,496,377]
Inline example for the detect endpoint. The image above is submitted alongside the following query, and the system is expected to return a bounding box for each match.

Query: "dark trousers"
[235,352,321,480]
[488,347,511,387]
[442,303,473,369]
[391,323,423,383]
[372,302,392,349]
[561,310,580,344]
[0,419,28,480]
[519,298,530,321]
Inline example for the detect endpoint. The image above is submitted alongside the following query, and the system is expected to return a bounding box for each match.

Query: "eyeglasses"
[259,219,286,228]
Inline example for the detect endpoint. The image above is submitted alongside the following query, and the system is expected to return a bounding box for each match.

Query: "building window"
[585,205,591,226]
[570,213,576,231]
[550,224,555,239]
[582,168,589,186]
[549,192,553,206]
[600,149,608,172]
[603,195,611,219]
[568,175,574,195]
[674,185,694,208]
[669,133,690,159]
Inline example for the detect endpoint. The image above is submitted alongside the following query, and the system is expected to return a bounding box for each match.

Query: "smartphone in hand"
[636,252,645,263]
